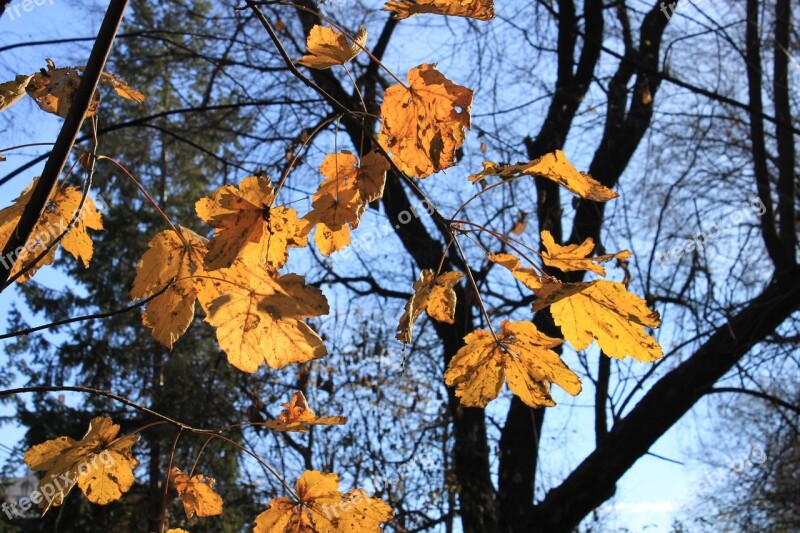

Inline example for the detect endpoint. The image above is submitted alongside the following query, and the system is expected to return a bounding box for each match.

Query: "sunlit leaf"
[379,64,473,178]
[298,25,367,70]
[23,417,139,514]
[253,470,393,532]
[204,262,329,372]
[469,150,617,201]
[264,391,346,432]
[534,279,663,362]
[444,320,581,408]
[196,175,308,271]
[169,467,224,518]
[0,178,103,283]
[397,269,464,343]
[384,0,495,20]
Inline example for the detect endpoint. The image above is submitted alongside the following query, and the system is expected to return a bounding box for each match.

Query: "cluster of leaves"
[0,0,666,530]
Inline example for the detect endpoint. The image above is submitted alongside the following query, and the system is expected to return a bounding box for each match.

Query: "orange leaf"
[264,392,346,432]
[488,253,543,291]
[444,320,581,408]
[131,227,221,348]
[469,150,617,201]
[397,269,464,343]
[533,279,663,361]
[23,417,139,514]
[540,230,630,276]
[298,25,367,70]
[0,178,103,283]
[384,0,495,20]
[379,64,473,178]
[204,262,329,372]
[169,467,224,518]
[196,175,308,271]
[0,74,33,112]
[253,470,393,532]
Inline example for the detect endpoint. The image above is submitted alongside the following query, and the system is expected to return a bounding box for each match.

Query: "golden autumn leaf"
[196,175,308,271]
[96,71,146,102]
[21,61,143,118]
[540,230,631,276]
[204,262,329,372]
[0,178,103,283]
[253,470,393,533]
[169,467,224,518]
[304,151,384,255]
[379,64,473,178]
[397,269,464,343]
[264,391,346,432]
[468,150,618,202]
[130,227,221,349]
[444,320,581,408]
[167,530,190,533]
[488,252,543,290]
[298,25,367,70]
[0,74,33,112]
[23,417,139,514]
[533,279,663,362]
[384,0,495,20]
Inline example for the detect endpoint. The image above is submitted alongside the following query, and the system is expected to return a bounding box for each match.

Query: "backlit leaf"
[169,467,224,518]
[196,175,308,271]
[23,417,139,514]
[534,279,663,362]
[298,25,367,70]
[0,178,103,283]
[264,392,346,432]
[444,320,581,408]
[131,227,219,348]
[379,64,473,178]
[488,253,543,290]
[540,230,631,276]
[204,262,329,373]
[253,470,393,532]
[0,74,33,112]
[468,150,617,201]
[397,269,464,343]
[384,0,495,20]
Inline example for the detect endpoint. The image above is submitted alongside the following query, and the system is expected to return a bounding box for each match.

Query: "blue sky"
[0,2,759,531]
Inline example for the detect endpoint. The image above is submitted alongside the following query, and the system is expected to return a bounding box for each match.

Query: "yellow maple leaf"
[167,529,190,533]
[488,252,543,290]
[196,175,308,271]
[131,227,222,348]
[298,25,367,70]
[204,262,329,372]
[264,391,347,432]
[0,74,33,112]
[96,71,146,102]
[304,151,390,255]
[0,178,103,283]
[540,230,631,276]
[444,320,581,408]
[468,150,617,201]
[23,417,139,514]
[384,0,495,20]
[169,467,224,518]
[379,64,473,178]
[253,470,393,533]
[534,279,663,362]
[397,269,464,343]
